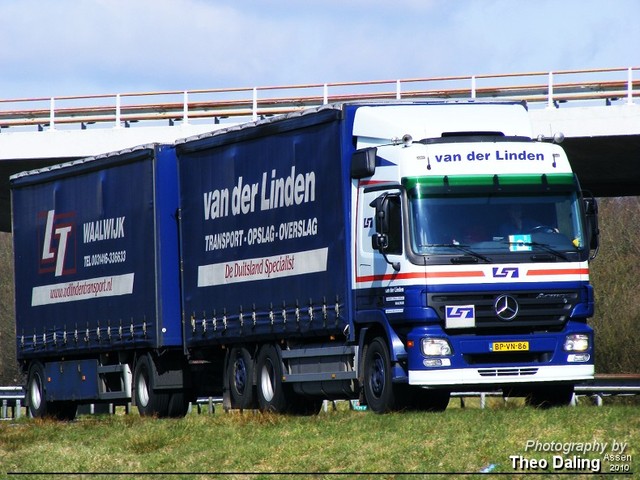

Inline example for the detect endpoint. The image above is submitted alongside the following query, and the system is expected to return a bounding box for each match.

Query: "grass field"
[1,400,637,479]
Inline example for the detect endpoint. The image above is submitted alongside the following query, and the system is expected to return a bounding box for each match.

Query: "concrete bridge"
[1,67,639,231]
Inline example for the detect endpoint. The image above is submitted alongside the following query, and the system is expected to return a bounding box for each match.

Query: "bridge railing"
[0,67,638,131]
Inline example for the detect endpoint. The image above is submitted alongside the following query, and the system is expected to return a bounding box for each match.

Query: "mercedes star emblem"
[494,294,519,321]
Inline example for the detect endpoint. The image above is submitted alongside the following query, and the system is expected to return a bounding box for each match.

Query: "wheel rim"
[137,370,150,407]
[30,374,43,411]
[370,352,385,398]
[233,357,247,395]
[260,359,275,402]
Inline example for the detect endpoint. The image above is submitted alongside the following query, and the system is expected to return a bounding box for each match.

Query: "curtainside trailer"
[11,145,188,418]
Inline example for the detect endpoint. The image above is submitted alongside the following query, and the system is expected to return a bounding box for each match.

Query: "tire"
[27,362,48,418]
[167,391,191,418]
[256,344,289,413]
[363,337,399,413]
[228,346,256,410]
[133,354,170,417]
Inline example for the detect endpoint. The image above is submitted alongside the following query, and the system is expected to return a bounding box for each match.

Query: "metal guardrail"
[0,67,638,131]
[2,375,639,420]
[0,386,24,419]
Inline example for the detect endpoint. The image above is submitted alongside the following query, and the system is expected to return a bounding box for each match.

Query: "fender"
[355,309,407,363]
[144,350,191,390]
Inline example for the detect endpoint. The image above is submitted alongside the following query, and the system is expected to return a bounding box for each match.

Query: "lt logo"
[492,267,519,278]
[445,305,475,328]
[445,306,474,319]
[39,210,76,277]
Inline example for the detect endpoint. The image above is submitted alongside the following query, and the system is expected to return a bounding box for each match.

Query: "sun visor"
[353,102,533,148]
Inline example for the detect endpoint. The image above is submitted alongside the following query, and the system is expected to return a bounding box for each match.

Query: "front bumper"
[409,364,594,386]
[406,322,594,387]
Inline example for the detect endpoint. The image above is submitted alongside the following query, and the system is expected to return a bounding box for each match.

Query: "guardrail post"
[49,97,56,131]
[115,94,122,128]
[16,399,21,419]
[252,87,258,122]
[471,76,477,99]
[183,91,190,125]
[627,67,634,105]
[396,80,402,100]
[547,71,555,109]
[323,84,329,105]
[1,399,6,418]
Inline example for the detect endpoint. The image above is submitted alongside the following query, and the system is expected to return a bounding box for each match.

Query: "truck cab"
[350,102,598,408]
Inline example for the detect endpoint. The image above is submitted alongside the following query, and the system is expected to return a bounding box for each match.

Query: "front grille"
[478,367,539,377]
[464,352,551,365]
[429,289,579,330]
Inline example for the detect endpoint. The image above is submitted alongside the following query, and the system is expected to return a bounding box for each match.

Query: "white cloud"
[0,0,638,99]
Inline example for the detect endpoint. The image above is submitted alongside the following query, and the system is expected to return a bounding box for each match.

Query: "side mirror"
[371,232,389,251]
[351,148,377,179]
[584,196,599,258]
[370,195,391,236]
[369,193,400,272]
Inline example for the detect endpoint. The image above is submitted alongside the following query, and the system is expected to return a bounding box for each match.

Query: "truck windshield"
[408,191,586,260]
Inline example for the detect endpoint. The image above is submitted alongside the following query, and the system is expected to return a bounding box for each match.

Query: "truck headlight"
[564,333,589,352]
[421,338,452,356]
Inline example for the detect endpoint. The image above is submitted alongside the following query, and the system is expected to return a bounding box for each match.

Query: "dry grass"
[0,403,637,477]
[589,197,640,373]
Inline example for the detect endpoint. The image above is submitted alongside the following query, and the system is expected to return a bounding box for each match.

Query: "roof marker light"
[536,132,565,144]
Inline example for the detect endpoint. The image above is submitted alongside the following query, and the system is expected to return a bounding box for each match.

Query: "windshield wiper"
[422,243,492,263]
[502,240,570,261]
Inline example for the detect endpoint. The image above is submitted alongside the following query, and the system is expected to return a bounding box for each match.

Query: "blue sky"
[1,0,638,99]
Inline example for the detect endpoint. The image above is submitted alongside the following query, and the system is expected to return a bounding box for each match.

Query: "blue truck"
[11,101,599,419]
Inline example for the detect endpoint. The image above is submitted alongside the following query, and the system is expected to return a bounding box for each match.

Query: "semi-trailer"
[11,101,599,419]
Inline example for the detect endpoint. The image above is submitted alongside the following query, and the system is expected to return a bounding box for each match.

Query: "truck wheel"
[133,354,170,417]
[167,392,191,418]
[363,337,398,413]
[27,362,47,418]
[228,346,255,410]
[256,344,288,413]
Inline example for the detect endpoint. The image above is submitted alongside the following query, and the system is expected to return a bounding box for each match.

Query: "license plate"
[492,341,529,352]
